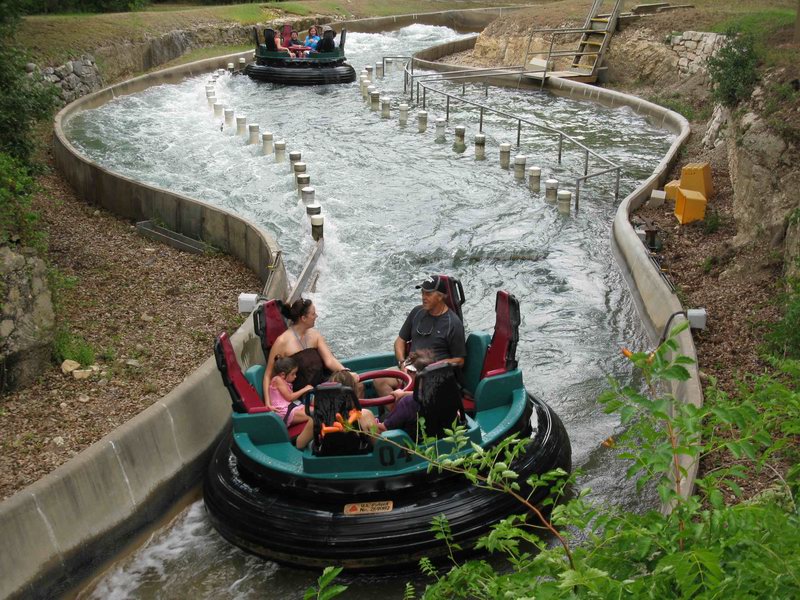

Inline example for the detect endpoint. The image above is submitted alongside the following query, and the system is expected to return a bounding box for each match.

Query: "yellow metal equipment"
[674,188,707,224]
[680,162,713,199]
[664,179,681,201]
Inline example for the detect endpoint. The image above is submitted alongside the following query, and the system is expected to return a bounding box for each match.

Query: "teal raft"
[245,26,357,86]
[204,283,571,570]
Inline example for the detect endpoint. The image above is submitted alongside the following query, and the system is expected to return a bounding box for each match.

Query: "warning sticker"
[343,501,394,515]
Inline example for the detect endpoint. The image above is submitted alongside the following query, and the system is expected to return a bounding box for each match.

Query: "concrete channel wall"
[414,38,702,501]
[2,52,289,600]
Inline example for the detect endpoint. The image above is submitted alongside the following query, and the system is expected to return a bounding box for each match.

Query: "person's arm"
[393,336,408,370]
[274,377,313,402]
[314,331,346,373]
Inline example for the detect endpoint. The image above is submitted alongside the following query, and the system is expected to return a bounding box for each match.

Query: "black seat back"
[312,383,367,456]
[317,29,336,52]
[264,28,278,51]
[414,362,464,440]
[339,28,347,51]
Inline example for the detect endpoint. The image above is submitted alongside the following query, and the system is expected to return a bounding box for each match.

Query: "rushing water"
[66,24,674,598]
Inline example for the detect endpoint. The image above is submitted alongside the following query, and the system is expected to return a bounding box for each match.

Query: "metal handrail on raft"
[385,56,621,209]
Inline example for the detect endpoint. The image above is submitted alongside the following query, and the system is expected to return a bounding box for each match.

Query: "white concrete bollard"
[418,111,428,133]
[227,62,235,73]
[513,155,527,180]
[528,166,541,191]
[381,97,390,118]
[293,162,307,186]
[399,103,409,126]
[360,76,369,98]
[238,57,246,71]
[375,61,384,78]
[365,65,374,82]
[454,126,466,145]
[274,140,286,162]
[296,173,310,193]
[289,151,301,172]
[262,132,274,155]
[499,143,512,169]
[545,178,559,202]
[207,95,216,107]
[301,186,315,207]
[474,133,486,160]
[236,116,247,136]
[557,190,572,215]
[370,91,380,111]
[386,58,393,71]
[306,202,321,216]
[311,214,324,241]
[213,102,223,117]
[435,117,446,141]
[366,85,377,105]
[224,108,234,131]
[247,124,260,145]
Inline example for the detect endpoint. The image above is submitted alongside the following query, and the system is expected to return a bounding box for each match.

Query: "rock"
[140,313,154,322]
[77,394,90,403]
[98,378,109,387]
[25,62,36,73]
[60,402,68,409]
[89,364,100,372]
[125,358,142,368]
[72,369,93,379]
[93,210,100,216]
[53,436,65,447]
[61,359,81,374]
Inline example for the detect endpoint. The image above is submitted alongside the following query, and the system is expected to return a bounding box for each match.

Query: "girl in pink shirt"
[268,356,314,448]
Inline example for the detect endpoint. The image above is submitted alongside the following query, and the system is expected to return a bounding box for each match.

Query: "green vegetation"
[0,153,45,250]
[318,323,800,598]
[707,30,760,108]
[649,95,697,121]
[703,209,721,234]
[711,9,797,65]
[53,326,96,366]
[765,280,800,359]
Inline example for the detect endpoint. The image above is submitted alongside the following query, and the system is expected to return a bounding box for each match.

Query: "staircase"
[569,0,624,76]
[523,0,624,84]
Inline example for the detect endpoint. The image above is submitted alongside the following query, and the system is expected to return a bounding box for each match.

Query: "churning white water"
[67,24,674,598]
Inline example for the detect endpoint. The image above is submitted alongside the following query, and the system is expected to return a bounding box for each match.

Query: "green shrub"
[0,152,45,250]
[53,327,96,366]
[707,31,760,108]
[1,1,57,162]
[765,279,800,359]
[704,209,721,234]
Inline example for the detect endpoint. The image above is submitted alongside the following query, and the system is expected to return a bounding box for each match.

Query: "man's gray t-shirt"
[399,305,466,361]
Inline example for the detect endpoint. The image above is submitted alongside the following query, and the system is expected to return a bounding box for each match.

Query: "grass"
[710,8,798,66]
[16,0,523,66]
[54,327,96,367]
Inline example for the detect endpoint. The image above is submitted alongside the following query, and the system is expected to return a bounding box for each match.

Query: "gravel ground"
[0,155,261,500]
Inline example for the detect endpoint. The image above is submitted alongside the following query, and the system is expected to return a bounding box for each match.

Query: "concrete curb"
[413,38,702,503]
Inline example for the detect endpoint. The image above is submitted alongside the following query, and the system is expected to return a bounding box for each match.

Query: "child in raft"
[268,356,314,448]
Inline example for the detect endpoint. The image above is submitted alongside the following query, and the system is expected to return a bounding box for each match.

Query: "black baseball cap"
[416,275,447,294]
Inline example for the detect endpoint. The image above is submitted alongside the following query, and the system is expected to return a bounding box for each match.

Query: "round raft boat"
[245,26,357,86]
[204,279,571,569]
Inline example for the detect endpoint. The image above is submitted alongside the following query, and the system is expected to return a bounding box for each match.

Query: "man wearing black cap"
[373,275,466,397]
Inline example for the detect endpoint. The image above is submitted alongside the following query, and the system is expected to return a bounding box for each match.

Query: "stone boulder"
[0,246,55,392]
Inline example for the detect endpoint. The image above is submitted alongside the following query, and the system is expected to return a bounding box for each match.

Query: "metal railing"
[390,57,621,208]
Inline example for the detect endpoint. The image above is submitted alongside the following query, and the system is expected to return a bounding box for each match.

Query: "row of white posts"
[357,65,573,215]
[204,70,324,240]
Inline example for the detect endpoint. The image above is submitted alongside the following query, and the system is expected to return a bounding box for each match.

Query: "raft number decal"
[343,500,394,515]
[378,446,414,467]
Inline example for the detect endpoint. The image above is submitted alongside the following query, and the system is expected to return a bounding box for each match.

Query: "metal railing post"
[446,96,450,121]
[517,120,522,146]
[575,180,581,211]
[462,82,465,96]
[479,107,484,132]
[422,86,426,110]
[558,134,563,164]
[485,81,488,98]
[615,168,621,199]
[584,150,589,176]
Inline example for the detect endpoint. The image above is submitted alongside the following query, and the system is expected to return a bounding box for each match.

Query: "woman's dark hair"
[281,298,312,323]
[274,356,298,377]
